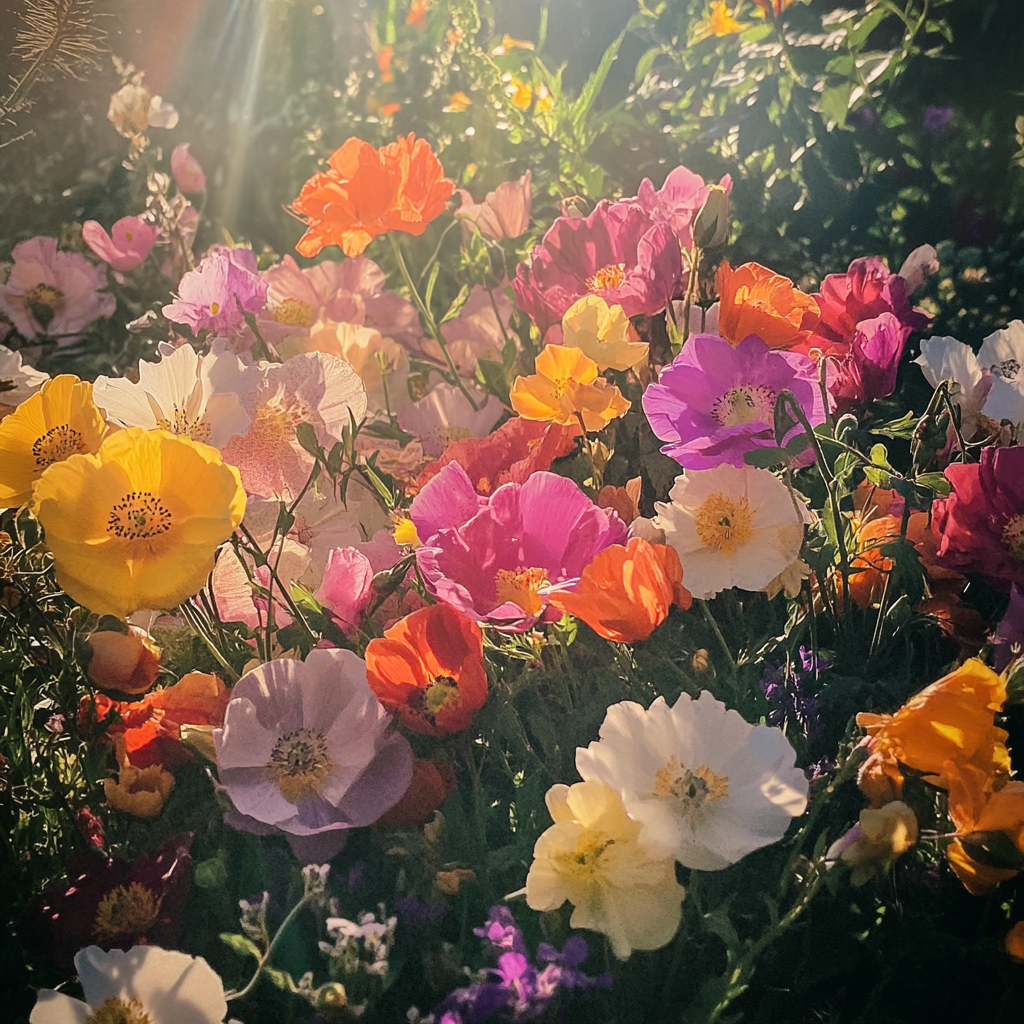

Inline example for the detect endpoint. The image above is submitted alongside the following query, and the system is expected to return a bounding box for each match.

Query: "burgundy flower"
[828,312,909,414]
[932,446,1024,590]
[22,834,193,968]
[512,200,682,333]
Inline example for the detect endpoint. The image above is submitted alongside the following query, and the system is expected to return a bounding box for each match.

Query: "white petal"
[29,992,90,1024]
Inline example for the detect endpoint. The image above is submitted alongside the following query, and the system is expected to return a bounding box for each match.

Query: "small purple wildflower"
[396,894,447,932]
[922,105,954,133]
[760,646,829,744]
[992,583,1024,672]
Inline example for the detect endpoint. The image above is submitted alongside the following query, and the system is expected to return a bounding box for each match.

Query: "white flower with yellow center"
[576,691,809,871]
[652,463,808,600]
[30,945,227,1024]
[93,344,253,449]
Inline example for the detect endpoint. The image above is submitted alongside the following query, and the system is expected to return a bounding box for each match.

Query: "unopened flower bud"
[171,143,207,193]
[692,185,731,249]
[898,243,940,294]
[315,982,348,1009]
[86,626,161,694]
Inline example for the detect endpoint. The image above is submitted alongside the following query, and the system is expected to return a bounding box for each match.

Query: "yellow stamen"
[693,492,754,555]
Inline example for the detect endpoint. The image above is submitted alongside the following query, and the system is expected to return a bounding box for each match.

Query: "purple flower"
[828,312,910,414]
[992,583,1024,671]
[635,164,733,248]
[214,648,413,837]
[759,646,828,744]
[512,199,682,333]
[163,247,268,335]
[474,905,527,955]
[641,333,826,469]
[411,465,627,628]
[396,894,447,931]
[922,105,954,132]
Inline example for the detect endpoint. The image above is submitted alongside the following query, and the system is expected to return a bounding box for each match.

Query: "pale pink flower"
[424,285,515,375]
[455,171,532,240]
[82,216,159,272]
[635,165,734,249]
[220,351,367,499]
[212,538,312,630]
[171,143,207,193]
[397,382,505,457]
[163,248,268,336]
[0,236,115,343]
[314,547,374,635]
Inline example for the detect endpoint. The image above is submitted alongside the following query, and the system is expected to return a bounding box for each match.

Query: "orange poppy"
[856,658,1010,806]
[291,134,455,258]
[365,602,487,736]
[715,260,820,350]
[944,760,1024,894]
[1006,922,1024,961]
[752,0,793,15]
[548,537,692,643]
[381,757,457,828]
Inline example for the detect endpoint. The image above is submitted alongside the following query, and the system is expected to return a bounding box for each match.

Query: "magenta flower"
[932,445,1024,589]
[0,236,115,343]
[808,256,929,355]
[642,333,825,469]
[82,216,159,272]
[314,547,374,635]
[411,464,627,627]
[827,312,908,415]
[635,164,733,248]
[214,648,413,836]
[162,247,268,335]
[512,200,682,333]
[171,142,207,193]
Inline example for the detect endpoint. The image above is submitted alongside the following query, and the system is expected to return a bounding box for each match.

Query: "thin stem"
[698,599,736,673]
[226,893,313,1002]
[178,601,239,682]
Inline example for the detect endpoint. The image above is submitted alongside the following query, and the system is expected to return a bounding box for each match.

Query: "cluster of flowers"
[6,106,1024,1023]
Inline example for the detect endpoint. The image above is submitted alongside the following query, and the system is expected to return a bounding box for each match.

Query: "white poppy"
[30,945,227,1024]
[652,464,808,600]
[975,322,1024,430]
[93,343,253,448]
[576,690,808,871]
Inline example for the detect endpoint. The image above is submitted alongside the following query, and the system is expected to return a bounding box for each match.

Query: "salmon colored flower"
[510,344,630,431]
[715,261,820,350]
[0,375,108,509]
[945,761,1024,894]
[365,603,487,736]
[597,476,642,525]
[407,0,431,30]
[443,91,472,113]
[560,295,649,371]
[1006,922,1024,961]
[856,659,1010,806]
[549,538,692,643]
[86,626,162,695]
[376,45,395,82]
[291,135,455,258]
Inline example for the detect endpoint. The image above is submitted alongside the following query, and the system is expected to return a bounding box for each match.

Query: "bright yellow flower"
[561,295,649,371]
[510,344,630,431]
[708,1,743,35]
[32,427,245,618]
[0,374,108,508]
[534,83,553,114]
[507,76,533,110]
[525,781,685,960]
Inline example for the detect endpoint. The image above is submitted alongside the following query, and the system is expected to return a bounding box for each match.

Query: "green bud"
[692,185,730,249]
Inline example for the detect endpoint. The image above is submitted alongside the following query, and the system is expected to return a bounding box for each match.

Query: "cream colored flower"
[560,294,648,371]
[653,464,808,600]
[525,780,685,959]
[576,691,808,870]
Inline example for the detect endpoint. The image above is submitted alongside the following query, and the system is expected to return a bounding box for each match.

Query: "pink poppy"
[827,312,910,414]
[455,170,532,240]
[163,247,268,336]
[0,236,115,343]
[635,164,733,249]
[314,547,375,635]
[82,216,160,272]
[171,142,207,193]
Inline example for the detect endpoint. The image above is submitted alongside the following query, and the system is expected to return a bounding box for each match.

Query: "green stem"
[226,893,313,1002]
[178,601,239,682]
[698,599,736,674]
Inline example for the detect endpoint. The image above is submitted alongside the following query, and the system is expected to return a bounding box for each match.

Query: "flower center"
[433,424,471,448]
[31,423,88,467]
[424,675,461,714]
[24,283,66,330]
[992,358,1021,382]
[494,566,550,616]
[274,298,314,327]
[209,301,221,316]
[711,385,777,427]
[107,491,174,540]
[559,832,614,881]
[552,375,576,399]
[586,263,627,292]
[652,755,729,817]
[85,997,152,1024]
[1003,515,1024,560]
[693,492,754,555]
[251,395,314,444]
[91,882,162,941]
[267,727,333,803]
[155,404,212,444]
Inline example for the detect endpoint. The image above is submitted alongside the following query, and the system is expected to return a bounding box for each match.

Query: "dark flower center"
[267,727,333,802]
[107,491,174,540]
[24,283,65,330]
[32,424,88,467]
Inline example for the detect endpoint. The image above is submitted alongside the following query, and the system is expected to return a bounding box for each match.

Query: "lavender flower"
[922,105,954,132]
[759,646,829,744]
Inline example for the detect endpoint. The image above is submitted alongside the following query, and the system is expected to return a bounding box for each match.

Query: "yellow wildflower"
[534,83,553,114]
[709,1,743,35]
[507,76,533,110]
[491,34,534,56]
[32,427,246,618]
[104,760,175,818]
[0,374,108,508]
[561,295,649,371]
[443,91,473,113]
[510,344,630,431]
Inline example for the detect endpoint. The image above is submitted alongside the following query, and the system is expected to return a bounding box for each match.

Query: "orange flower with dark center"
[365,603,487,736]
[856,658,1010,806]
[291,134,455,258]
[548,538,692,643]
[716,261,820,350]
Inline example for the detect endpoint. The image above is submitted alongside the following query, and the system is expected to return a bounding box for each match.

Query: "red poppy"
[382,757,457,827]
[365,603,487,736]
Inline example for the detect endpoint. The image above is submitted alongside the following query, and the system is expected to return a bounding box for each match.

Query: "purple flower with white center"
[163,247,268,336]
[214,648,413,837]
[411,464,627,628]
[641,333,826,469]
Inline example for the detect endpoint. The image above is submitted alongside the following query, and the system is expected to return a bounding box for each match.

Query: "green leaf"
[634,45,661,85]
[423,262,441,314]
[220,932,262,962]
[274,502,295,538]
[295,422,321,458]
[476,358,511,405]
[913,472,951,495]
[870,412,917,439]
[570,29,625,134]
[821,82,853,128]
[440,284,471,325]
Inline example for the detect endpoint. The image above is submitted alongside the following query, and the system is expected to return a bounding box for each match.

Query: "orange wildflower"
[291,134,455,258]
[708,1,743,35]
[86,626,161,695]
[716,261,820,350]
[548,538,692,643]
[510,344,630,431]
[945,761,1024,895]
[1006,922,1024,961]
[752,0,793,15]
[443,91,472,113]
[376,45,395,82]
[365,603,488,736]
[382,757,457,828]
[407,0,431,30]
[104,741,175,819]
[508,77,534,110]
[856,659,1010,806]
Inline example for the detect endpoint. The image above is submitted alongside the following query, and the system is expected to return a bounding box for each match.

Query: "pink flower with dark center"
[411,464,627,628]
[82,217,160,272]
[512,200,682,333]
[635,164,733,248]
[162,247,268,336]
[0,236,115,343]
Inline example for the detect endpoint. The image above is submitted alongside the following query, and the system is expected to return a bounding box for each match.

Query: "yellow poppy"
[561,294,649,371]
[32,427,246,618]
[510,344,630,431]
[0,374,109,508]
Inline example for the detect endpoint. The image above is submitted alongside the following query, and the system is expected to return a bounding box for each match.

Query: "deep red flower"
[381,757,458,828]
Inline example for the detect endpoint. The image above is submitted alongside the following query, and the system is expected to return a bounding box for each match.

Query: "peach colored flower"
[715,260,820,350]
